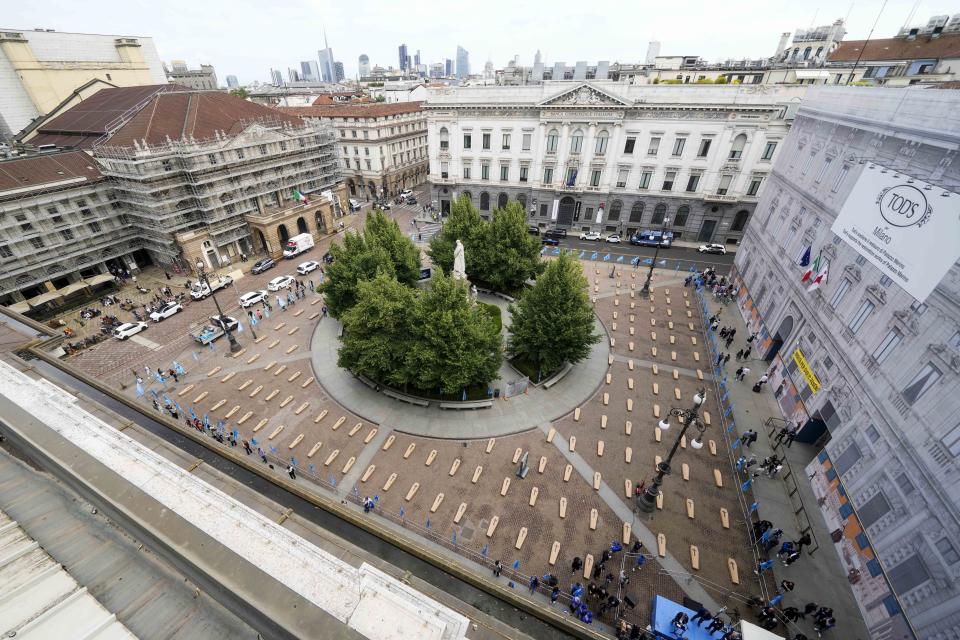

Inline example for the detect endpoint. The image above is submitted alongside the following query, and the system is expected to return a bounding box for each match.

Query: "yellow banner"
[792,348,821,394]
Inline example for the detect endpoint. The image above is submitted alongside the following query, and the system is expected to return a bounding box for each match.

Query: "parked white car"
[148,301,183,322]
[296,260,320,275]
[698,243,727,255]
[267,275,295,291]
[400,189,414,198]
[580,231,602,241]
[113,321,148,340]
[605,234,622,243]
[239,290,268,308]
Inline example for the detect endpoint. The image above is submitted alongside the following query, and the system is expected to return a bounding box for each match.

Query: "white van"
[283,233,314,259]
[348,198,361,211]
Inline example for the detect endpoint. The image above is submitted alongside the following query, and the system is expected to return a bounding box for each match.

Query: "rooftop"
[29,86,304,150]
[0,151,103,199]
[277,101,424,119]
[828,33,960,62]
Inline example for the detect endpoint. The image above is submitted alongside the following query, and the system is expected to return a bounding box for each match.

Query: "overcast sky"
[6,0,958,84]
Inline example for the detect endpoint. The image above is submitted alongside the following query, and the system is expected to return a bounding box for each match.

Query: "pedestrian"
[734,367,744,381]
[164,271,171,280]
[619,569,628,587]
[758,373,769,386]
[785,426,799,448]
[720,327,729,339]
[774,427,789,445]
[277,295,285,311]
[728,328,736,340]
[550,586,560,604]
[804,602,818,616]
[706,616,726,634]
[309,279,315,292]
[242,440,252,455]
[782,606,802,622]
[725,336,734,349]
[321,305,328,317]
[740,366,751,381]
[494,560,503,577]
[287,465,297,480]
[256,308,263,320]
[716,352,725,367]
[741,429,758,447]
[744,346,752,359]
[736,348,744,361]
[592,563,603,580]
[780,579,795,593]
[571,556,582,574]
[633,553,646,571]
[601,549,612,564]
[784,549,801,565]
[691,607,712,626]
[258,447,267,463]
[755,559,775,575]
[724,353,731,366]
[795,532,812,554]
[528,575,539,594]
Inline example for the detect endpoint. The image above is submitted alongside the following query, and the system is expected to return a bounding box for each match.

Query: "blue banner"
[616,255,624,263]
[603,253,611,262]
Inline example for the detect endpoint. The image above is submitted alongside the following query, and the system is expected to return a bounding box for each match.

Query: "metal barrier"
[764,417,820,556]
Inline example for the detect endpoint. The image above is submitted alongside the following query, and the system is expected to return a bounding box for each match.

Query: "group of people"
[276,278,315,311]
[670,606,741,639]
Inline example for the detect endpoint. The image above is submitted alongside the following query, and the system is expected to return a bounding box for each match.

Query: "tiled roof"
[30,86,305,150]
[0,151,103,198]
[277,101,424,119]
[828,34,960,62]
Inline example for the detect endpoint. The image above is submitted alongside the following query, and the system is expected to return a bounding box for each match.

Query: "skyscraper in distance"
[414,50,421,67]
[398,44,408,71]
[456,46,469,79]
[318,29,335,83]
[534,49,542,65]
[226,75,239,88]
[270,68,283,85]
[358,54,370,77]
[300,60,320,82]
[334,61,344,82]
[445,59,453,77]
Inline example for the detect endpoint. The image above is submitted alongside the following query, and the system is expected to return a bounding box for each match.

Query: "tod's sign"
[832,164,960,302]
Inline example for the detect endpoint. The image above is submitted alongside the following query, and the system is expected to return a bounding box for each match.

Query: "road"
[548,236,735,274]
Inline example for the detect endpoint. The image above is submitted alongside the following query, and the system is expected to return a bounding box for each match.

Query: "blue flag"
[174,361,185,375]
[189,407,197,420]
[798,245,811,267]
[631,256,640,267]
[482,545,488,556]
[135,381,144,397]
[425,518,431,529]
[452,531,457,545]
[749,502,759,514]
[192,351,199,362]
[251,314,258,327]
[155,372,165,383]
[162,393,171,406]
[308,463,316,475]
[270,444,277,454]
[512,559,520,569]
[616,255,624,263]
[643,258,653,265]
[150,388,159,400]
[591,252,598,260]
[203,413,209,429]
[553,247,561,255]
[174,401,182,413]
[731,438,740,450]
[236,321,243,333]
[741,478,751,492]
[290,456,297,466]
[579,250,585,259]
[399,506,405,518]
[603,253,611,262]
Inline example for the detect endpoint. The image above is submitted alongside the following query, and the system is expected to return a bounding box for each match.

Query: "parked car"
[322,252,334,264]
[267,275,295,291]
[527,225,541,236]
[542,236,560,246]
[348,198,362,211]
[400,189,414,198]
[238,290,268,308]
[210,315,239,332]
[113,321,147,340]
[377,201,392,210]
[580,231,602,241]
[698,243,727,255]
[405,196,417,205]
[190,275,233,300]
[191,317,238,345]
[605,234,622,243]
[296,260,320,275]
[251,258,275,274]
[149,301,183,322]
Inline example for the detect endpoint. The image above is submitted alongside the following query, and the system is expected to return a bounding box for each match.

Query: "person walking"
[242,440,252,455]
[287,465,296,479]
[754,559,775,575]
[493,560,503,577]
[795,532,812,554]
[716,352,725,367]
[739,366,751,381]
[736,348,744,361]
[725,336,734,349]
[706,616,726,634]
[758,373,769,386]
[744,346,752,359]
[724,353,731,366]
[528,575,539,595]
[571,556,582,574]
[550,586,560,605]
[258,447,267,463]
[741,429,758,447]
[784,425,799,448]
[691,607,712,626]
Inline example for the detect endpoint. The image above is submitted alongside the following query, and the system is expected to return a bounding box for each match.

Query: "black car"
[322,252,335,264]
[405,196,417,205]
[251,258,275,274]
[528,225,540,236]
[542,236,560,246]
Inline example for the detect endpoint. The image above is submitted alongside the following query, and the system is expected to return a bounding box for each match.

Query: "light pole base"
[227,335,242,353]
[636,491,657,513]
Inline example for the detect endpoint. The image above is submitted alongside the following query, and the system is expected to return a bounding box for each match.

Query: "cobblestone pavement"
[61,242,770,635]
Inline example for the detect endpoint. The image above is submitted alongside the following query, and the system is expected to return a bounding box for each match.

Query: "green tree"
[428,195,485,276]
[373,94,387,102]
[364,209,420,285]
[481,202,543,292]
[508,251,600,377]
[319,210,420,318]
[714,76,728,84]
[408,273,502,393]
[229,88,249,99]
[338,272,417,386]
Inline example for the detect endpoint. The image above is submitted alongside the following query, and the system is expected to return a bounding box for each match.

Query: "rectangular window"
[815,157,833,184]
[546,132,558,153]
[673,208,688,227]
[565,167,577,185]
[500,165,509,181]
[762,141,777,160]
[936,538,960,565]
[617,168,629,188]
[697,138,711,157]
[638,171,652,190]
[519,166,528,182]
[897,472,916,494]
[647,136,661,156]
[887,554,930,595]
[29,237,44,249]
[208,154,218,165]
[833,165,850,192]
[365,160,371,170]
[482,133,491,150]
[502,133,511,150]
[595,135,608,155]
[686,174,701,192]
[848,300,875,333]
[662,171,676,191]
[463,165,471,180]
[872,328,903,364]
[902,362,942,405]
[747,177,763,196]
[833,442,862,476]
[543,167,553,184]
[60,228,74,241]
[858,492,891,528]
[259,144,268,155]
[539,203,548,217]
[944,424,960,457]
[590,169,602,187]
[364,148,370,156]
[865,424,880,441]
[717,174,733,195]
[463,134,471,149]
[522,133,531,151]
[672,137,686,156]
[481,164,490,180]
[623,137,636,154]
[0,245,11,258]
[88,220,102,233]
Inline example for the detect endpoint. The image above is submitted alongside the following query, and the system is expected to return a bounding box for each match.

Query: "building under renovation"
[1,84,344,312]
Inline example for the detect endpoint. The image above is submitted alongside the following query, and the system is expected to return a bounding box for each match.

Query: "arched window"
[570,129,583,154]
[439,127,449,150]
[651,203,667,225]
[802,47,812,61]
[815,46,824,60]
[729,133,747,160]
[629,202,644,222]
[791,48,800,60]
[546,129,559,153]
[517,194,527,210]
[461,190,473,203]
[497,192,509,209]
[731,209,750,232]
[607,200,622,221]
[594,130,609,155]
[674,206,689,227]
[480,192,490,211]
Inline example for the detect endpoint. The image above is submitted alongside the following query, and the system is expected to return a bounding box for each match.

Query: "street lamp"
[195,258,242,354]
[639,216,671,298]
[636,387,708,513]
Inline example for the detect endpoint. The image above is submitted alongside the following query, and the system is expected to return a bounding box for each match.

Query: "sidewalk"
[698,288,868,639]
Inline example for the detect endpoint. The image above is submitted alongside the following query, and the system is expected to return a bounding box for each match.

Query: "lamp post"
[195,258,241,354]
[639,216,671,298]
[636,387,708,513]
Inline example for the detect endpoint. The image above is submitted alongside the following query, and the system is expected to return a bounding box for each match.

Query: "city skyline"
[5,0,959,85]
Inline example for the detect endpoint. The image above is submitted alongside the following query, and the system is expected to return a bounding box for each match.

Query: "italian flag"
[292,189,308,204]
[807,262,828,292]
[800,254,820,283]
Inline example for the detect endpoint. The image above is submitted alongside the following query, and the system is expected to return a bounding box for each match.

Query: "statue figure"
[453,239,466,281]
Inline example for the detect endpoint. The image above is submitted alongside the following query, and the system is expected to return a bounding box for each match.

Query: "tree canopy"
[319,210,420,318]
[508,251,600,376]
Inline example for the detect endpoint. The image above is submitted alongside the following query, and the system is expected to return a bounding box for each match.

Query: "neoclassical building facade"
[425,82,807,244]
